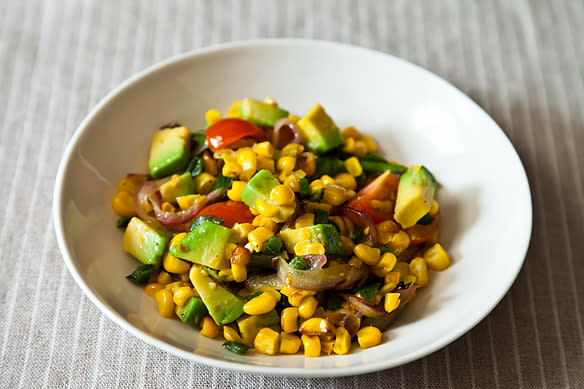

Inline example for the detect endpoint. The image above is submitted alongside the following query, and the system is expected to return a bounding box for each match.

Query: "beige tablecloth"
[1,0,583,387]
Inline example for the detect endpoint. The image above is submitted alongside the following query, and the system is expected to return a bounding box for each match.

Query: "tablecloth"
[1,0,583,387]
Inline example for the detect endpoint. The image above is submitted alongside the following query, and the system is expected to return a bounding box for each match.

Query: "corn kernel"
[334,172,357,190]
[357,326,382,349]
[298,152,316,177]
[194,172,216,194]
[118,175,147,195]
[371,252,397,277]
[333,327,351,355]
[157,271,172,285]
[270,184,295,206]
[409,257,429,287]
[253,141,274,158]
[394,261,411,278]
[251,215,279,232]
[377,220,400,234]
[218,268,234,282]
[223,325,242,342]
[341,126,363,139]
[294,213,315,229]
[176,194,203,211]
[280,286,316,307]
[299,318,336,337]
[281,307,299,333]
[163,252,190,274]
[243,292,277,316]
[233,223,255,244]
[362,135,377,153]
[202,150,219,175]
[144,282,164,298]
[154,289,174,318]
[281,144,304,157]
[179,272,191,283]
[279,333,301,354]
[424,243,450,271]
[298,296,318,319]
[283,176,300,192]
[320,175,337,186]
[343,216,355,236]
[205,109,222,124]
[255,199,279,218]
[384,230,410,253]
[257,157,275,173]
[247,227,274,252]
[294,242,325,256]
[200,316,219,338]
[320,336,335,355]
[254,328,280,355]
[348,255,363,269]
[231,245,251,266]
[322,185,346,206]
[344,157,363,177]
[339,236,355,256]
[429,200,440,217]
[112,191,136,216]
[231,263,247,283]
[222,161,242,178]
[354,244,381,266]
[384,293,400,313]
[160,201,175,212]
[277,156,296,172]
[309,179,325,192]
[328,216,346,235]
[353,140,368,157]
[227,181,247,202]
[173,286,194,307]
[301,335,321,357]
[342,136,355,153]
[237,149,257,180]
[227,100,241,118]
[288,113,300,123]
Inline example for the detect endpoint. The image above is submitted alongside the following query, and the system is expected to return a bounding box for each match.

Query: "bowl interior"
[54,40,531,376]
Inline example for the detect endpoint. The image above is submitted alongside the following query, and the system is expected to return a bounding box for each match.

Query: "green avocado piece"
[170,221,234,270]
[239,98,289,127]
[279,224,345,256]
[394,165,438,229]
[159,172,195,203]
[122,217,171,268]
[148,126,191,179]
[236,310,280,346]
[189,266,244,325]
[175,296,208,326]
[296,104,344,154]
[241,169,295,223]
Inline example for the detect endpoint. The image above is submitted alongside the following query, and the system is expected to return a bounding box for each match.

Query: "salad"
[112,98,450,357]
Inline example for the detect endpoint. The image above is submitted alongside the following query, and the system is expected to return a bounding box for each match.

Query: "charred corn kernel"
[200,316,219,338]
[429,200,440,216]
[372,252,398,277]
[218,268,234,282]
[344,157,363,177]
[238,149,257,180]
[194,172,216,194]
[223,325,242,343]
[231,245,251,266]
[362,135,377,153]
[343,217,355,236]
[173,286,194,307]
[328,216,346,235]
[384,293,400,313]
[377,220,400,234]
[251,215,279,232]
[320,175,337,186]
[277,156,296,172]
[357,326,382,349]
[247,227,274,252]
[280,286,316,307]
[294,242,325,256]
[227,100,241,118]
[379,272,401,293]
[348,255,363,268]
[233,223,254,244]
[281,307,299,333]
[281,144,304,157]
[322,185,346,206]
[202,150,219,175]
[270,185,295,206]
[222,161,242,178]
[243,292,277,316]
[112,191,135,216]
[333,327,351,355]
[409,257,429,286]
[224,242,237,259]
[424,243,450,270]
[231,263,247,283]
[253,141,274,158]
[298,296,318,319]
[353,140,368,157]
[154,289,174,318]
[257,157,275,173]
[227,181,247,202]
[301,335,321,357]
[205,108,222,124]
[342,136,355,153]
[254,199,278,218]
[157,271,172,285]
[283,176,300,192]
[176,194,204,210]
[320,336,335,355]
[294,213,315,229]
[354,244,381,266]
[341,126,363,139]
[299,318,336,337]
[161,201,176,212]
[144,282,164,298]
[334,172,357,190]
[254,328,280,355]
[384,230,410,253]
[163,253,190,274]
[279,333,301,354]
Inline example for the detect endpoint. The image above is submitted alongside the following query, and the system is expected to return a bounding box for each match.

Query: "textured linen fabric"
[1,0,583,387]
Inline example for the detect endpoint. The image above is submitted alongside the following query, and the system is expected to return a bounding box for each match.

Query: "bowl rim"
[53,38,533,377]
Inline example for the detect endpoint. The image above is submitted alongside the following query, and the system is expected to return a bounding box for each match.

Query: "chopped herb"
[361,152,386,162]
[189,215,224,231]
[289,256,310,270]
[353,276,368,292]
[360,153,407,174]
[210,173,234,194]
[313,208,329,225]
[244,291,263,301]
[126,264,155,285]
[191,130,206,147]
[325,292,343,311]
[116,216,132,229]
[275,294,292,314]
[223,341,250,355]
[186,156,203,178]
[309,188,322,202]
[314,156,346,178]
[395,280,412,290]
[357,283,380,304]
[262,236,283,256]
[298,178,311,199]
[379,247,399,257]
[355,173,367,190]
[416,213,435,226]
[352,226,365,243]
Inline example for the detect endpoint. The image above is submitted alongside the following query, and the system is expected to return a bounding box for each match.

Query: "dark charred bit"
[160,121,182,129]
[395,281,412,290]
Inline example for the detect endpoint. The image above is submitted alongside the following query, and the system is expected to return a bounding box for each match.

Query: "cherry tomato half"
[205,118,267,151]
[195,200,254,228]
[347,170,400,223]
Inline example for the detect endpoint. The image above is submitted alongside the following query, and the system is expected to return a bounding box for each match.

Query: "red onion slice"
[326,308,363,337]
[303,254,327,270]
[244,273,284,291]
[133,178,170,221]
[272,118,301,148]
[341,205,380,246]
[361,285,418,330]
[340,293,385,317]
[150,191,208,226]
[277,257,369,291]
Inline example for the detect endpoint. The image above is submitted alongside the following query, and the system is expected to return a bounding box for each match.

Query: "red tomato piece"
[205,118,266,151]
[347,171,400,223]
[195,200,254,228]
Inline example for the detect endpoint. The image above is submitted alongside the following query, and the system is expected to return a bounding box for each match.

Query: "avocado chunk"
[189,265,245,325]
[394,165,438,229]
[236,310,280,346]
[241,169,295,223]
[148,126,191,179]
[279,224,345,256]
[175,296,208,326]
[159,172,195,203]
[122,217,171,268]
[170,221,234,270]
[239,98,289,127]
[296,104,344,154]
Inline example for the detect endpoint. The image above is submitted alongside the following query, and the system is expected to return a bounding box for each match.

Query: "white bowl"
[53,39,532,377]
